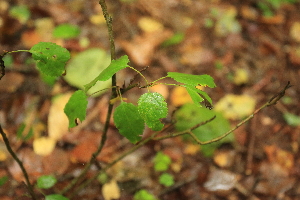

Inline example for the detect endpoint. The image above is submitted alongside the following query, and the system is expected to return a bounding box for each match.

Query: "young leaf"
[113,102,144,144]
[283,112,300,127]
[159,173,174,187]
[64,90,88,128]
[84,55,130,92]
[0,176,8,186]
[167,72,216,88]
[138,92,168,131]
[185,86,204,106]
[53,24,80,39]
[45,194,69,200]
[153,151,171,171]
[37,175,57,189]
[29,42,70,77]
[185,85,213,107]
[133,189,157,200]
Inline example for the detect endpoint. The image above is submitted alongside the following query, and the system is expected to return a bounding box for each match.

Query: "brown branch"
[60,0,117,195]
[0,125,36,200]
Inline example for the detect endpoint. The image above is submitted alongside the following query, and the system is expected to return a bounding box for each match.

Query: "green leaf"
[175,103,234,157]
[133,189,157,200]
[53,24,80,39]
[16,123,34,141]
[185,85,213,108]
[153,151,171,171]
[159,173,174,187]
[0,176,8,187]
[113,102,144,144]
[45,194,69,200]
[37,175,57,189]
[64,90,88,128]
[161,32,184,47]
[138,92,168,131]
[29,42,70,77]
[64,48,111,96]
[167,72,216,88]
[283,112,300,127]
[9,5,30,24]
[84,55,130,92]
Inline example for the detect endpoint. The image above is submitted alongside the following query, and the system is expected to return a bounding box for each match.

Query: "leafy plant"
[257,0,299,16]
[153,151,172,172]
[159,173,174,187]
[0,0,291,199]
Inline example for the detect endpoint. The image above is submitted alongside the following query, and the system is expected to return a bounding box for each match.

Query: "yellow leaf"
[138,17,164,32]
[33,137,56,156]
[48,93,72,140]
[215,94,256,120]
[233,68,249,85]
[102,180,121,200]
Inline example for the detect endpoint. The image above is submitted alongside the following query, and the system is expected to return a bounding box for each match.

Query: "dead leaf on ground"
[204,168,239,195]
[48,93,72,141]
[102,180,121,200]
[42,148,69,175]
[0,72,24,93]
[33,137,56,156]
[215,94,256,120]
[118,30,172,66]
[170,86,193,107]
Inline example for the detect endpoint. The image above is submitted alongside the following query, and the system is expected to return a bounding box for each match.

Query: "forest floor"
[0,0,300,199]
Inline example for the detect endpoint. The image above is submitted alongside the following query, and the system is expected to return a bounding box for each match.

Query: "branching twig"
[0,125,37,200]
[60,0,117,195]
[157,82,292,145]
[67,82,291,197]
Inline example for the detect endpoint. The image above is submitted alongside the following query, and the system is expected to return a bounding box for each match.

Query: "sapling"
[0,0,292,199]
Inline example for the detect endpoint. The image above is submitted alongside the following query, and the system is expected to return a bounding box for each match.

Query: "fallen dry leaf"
[48,93,72,141]
[138,17,164,32]
[102,180,121,200]
[204,168,239,195]
[170,86,192,106]
[215,94,256,120]
[33,137,56,156]
[118,30,172,66]
[0,72,24,93]
[42,148,69,175]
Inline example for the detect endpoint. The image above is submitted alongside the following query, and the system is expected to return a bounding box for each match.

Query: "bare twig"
[0,125,36,200]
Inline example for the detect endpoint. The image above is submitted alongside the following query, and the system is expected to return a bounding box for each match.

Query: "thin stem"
[6,50,29,54]
[60,0,117,195]
[0,125,37,200]
[128,66,150,92]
